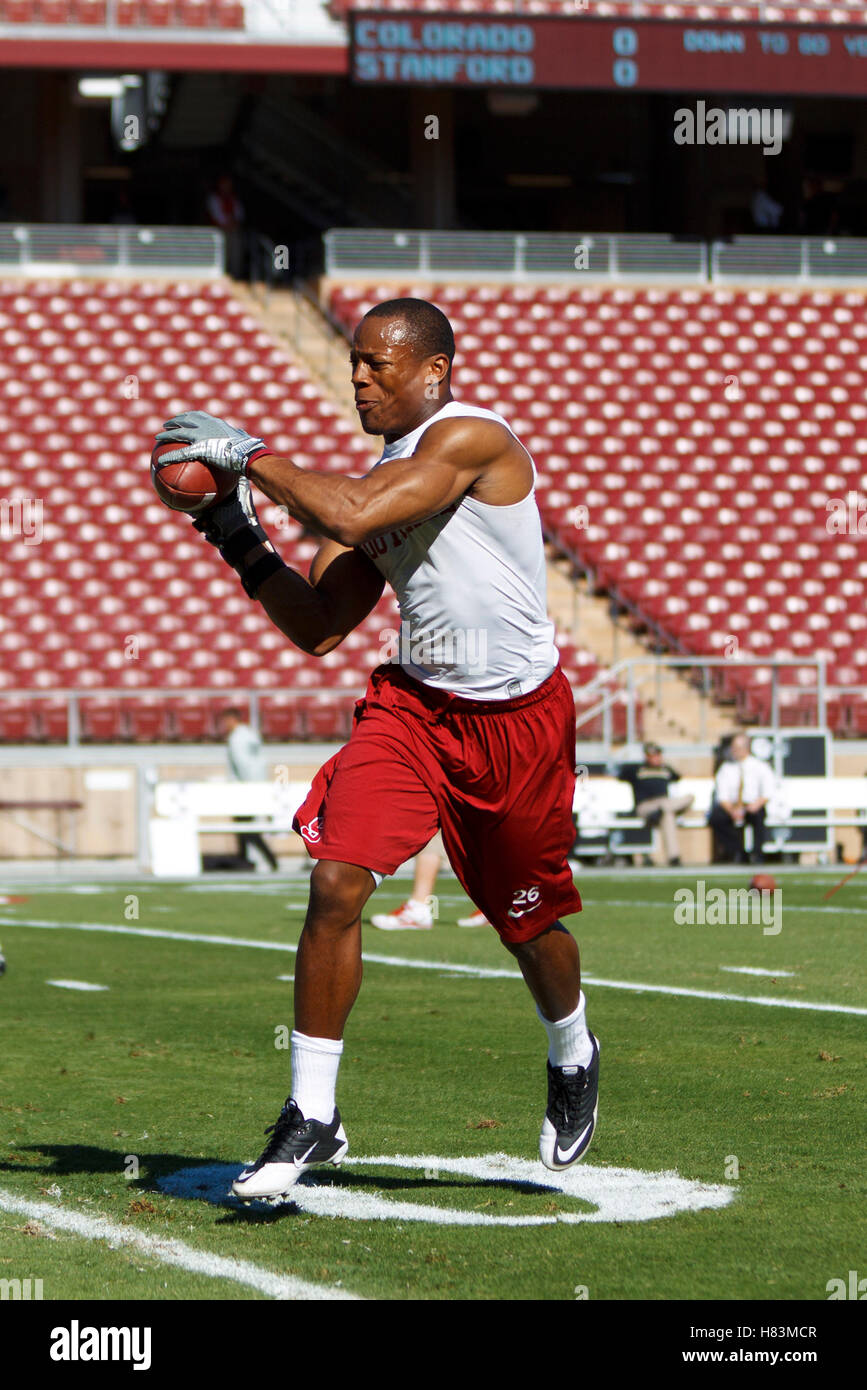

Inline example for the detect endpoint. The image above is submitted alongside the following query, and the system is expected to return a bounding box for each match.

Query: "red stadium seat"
[845,697,867,738]
[69,0,108,21]
[38,699,70,743]
[299,699,353,742]
[1,0,35,19]
[80,699,126,742]
[0,702,37,741]
[165,699,217,742]
[260,696,308,742]
[178,0,209,23]
[213,2,246,30]
[142,0,171,23]
[126,698,171,743]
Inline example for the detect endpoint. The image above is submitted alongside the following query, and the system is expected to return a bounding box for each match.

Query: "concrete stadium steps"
[547,555,733,745]
[234,284,363,423]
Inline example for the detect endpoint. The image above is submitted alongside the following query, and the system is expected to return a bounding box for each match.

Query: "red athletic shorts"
[293,663,582,944]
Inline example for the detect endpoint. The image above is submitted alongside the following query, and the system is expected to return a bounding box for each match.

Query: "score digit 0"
[613,27,638,87]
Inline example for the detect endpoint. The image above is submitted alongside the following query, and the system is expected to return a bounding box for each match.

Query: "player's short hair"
[221,705,244,721]
[363,298,455,369]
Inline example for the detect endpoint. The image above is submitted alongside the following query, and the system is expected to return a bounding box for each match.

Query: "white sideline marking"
[277,974,295,982]
[577,976,866,1016]
[0,1187,359,1301]
[583,897,858,916]
[721,966,797,978]
[2,917,865,1017]
[46,979,108,992]
[157,1155,734,1227]
[182,884,304,896]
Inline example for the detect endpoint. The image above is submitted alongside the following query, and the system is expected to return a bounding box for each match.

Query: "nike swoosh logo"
[293,1144,317,1168]
[507,905,538,919]
[554,1125,591,1164]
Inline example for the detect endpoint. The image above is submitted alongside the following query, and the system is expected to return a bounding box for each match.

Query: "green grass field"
[0,870,864,1302]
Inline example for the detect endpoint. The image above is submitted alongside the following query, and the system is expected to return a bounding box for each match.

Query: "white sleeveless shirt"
[357,400,558,700]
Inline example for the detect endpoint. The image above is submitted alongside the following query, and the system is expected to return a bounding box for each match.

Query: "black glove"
[193,478,286,600]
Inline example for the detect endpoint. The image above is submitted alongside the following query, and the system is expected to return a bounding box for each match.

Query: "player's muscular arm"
[257,540,385,657]
[248,419,533,547]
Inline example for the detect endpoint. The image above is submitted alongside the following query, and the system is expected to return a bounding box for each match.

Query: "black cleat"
[539,1034,600,1171]
[231,1098,348,1204]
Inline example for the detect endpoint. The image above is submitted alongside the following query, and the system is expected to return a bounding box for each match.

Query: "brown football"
[750,873,777,893]
[150,441,237,514]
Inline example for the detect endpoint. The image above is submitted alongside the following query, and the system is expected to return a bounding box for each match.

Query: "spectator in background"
[207,173,246,279]
[708,733,776,864]
[369,831,489,930]
[618,742,693,866]
[750,177,784,232]
[219,705,279,873]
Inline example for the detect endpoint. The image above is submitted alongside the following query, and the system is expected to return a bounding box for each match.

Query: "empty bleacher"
[0,0,244,25]
[5,0,864,26]
[330,281,867,735]
[0,276,609,743]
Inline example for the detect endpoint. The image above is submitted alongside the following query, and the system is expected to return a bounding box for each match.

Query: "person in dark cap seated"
[618,742,694,866]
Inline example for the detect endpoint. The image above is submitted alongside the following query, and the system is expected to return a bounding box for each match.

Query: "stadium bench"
[149,778,311,876]
[572,776,867,860]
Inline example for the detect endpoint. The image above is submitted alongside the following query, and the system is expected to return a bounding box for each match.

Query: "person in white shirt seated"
[708,732,777,864]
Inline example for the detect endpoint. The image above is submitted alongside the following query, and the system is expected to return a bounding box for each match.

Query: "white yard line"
[721,966,797,978]
[1,916,865,1017]
[45,980,108,992]
[578,977,864,1015]
[0,1188,359,1301]
[581,897,865,915]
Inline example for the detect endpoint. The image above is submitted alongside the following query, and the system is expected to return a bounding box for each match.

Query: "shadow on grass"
[0,1144,582,1226]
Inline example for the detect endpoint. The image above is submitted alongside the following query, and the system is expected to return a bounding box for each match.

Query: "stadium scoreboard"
[351,14,867,96]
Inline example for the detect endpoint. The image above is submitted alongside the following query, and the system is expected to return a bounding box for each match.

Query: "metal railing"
[325,229,867,286]
[0,655,846,751]
[710,236,867,283]
[0,224,224,276]
[0,687,366,748]
[0,0,345,39]
[575,655,830,746]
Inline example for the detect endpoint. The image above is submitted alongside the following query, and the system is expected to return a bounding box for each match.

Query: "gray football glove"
[156,410,271,476]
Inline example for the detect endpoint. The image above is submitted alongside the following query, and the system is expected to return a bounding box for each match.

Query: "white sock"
[537,992,594,1071]
[291,1030,343,1123]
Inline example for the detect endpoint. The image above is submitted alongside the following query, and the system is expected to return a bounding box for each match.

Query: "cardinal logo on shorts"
[299,818,321,844]
[507,886,541,919]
